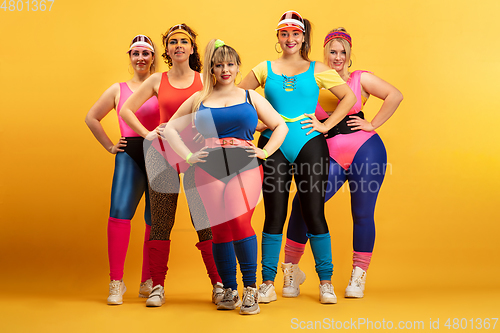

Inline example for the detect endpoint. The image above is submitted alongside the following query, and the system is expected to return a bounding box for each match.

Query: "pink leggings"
[195,166,263,242]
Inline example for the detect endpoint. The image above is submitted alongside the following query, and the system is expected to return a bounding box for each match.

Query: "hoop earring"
[235,71,242,85]
[275,42,283,53]
[128,63,134,75]
[212,74,217,86]
[349,59,353,68]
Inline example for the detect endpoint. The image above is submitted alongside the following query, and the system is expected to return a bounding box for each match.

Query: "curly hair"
[161,24,202,72]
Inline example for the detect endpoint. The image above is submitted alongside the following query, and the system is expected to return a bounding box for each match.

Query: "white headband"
[276,18,305,31]
[128,41,154,53]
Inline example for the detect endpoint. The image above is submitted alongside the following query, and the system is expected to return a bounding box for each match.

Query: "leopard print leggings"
[145,146,212,241]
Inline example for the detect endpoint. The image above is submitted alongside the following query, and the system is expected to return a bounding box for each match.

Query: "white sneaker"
[345,266,367,298]
[212,282,224,305]
[282,263,306,297]
[107,280,126,305]
[139,279,153,298]
[217,288,242,310]
[146,285,165,307]
[319,283,337,304]
[257,283,277,303]
[240,287,260,315]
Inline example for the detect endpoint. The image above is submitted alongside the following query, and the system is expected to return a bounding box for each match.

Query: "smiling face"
[213,60,239,86]
[129,47,154,74]
[278,28,304,55]
[328,41,347,72]
[166,33,194,64]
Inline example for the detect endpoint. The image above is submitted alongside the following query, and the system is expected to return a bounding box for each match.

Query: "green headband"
[214,39,225,49]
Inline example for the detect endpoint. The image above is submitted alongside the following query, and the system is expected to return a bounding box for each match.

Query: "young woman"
[85,35,157,305]
[163,39,287,315]
[120,25,222,307]
[239,11,357,304]
[284,28,403,298]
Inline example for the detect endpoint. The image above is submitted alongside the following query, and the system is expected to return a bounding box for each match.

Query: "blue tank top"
[195,90,258,141]
[261,61,321,162]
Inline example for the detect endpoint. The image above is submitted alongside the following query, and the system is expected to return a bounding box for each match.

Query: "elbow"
[391,88,403,104]
[342,90,357,111]
[397,91,404,104]
[282,123,289,135]
[84,114,92,127]
[279,119,288,133]
[119,108,128,119]
[163,123,175,138]
[391,91,403,109]
[350,91,358,106]
[271,121,288,135]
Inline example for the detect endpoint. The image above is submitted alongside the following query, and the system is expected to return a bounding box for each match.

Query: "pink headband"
[323,31,352,47]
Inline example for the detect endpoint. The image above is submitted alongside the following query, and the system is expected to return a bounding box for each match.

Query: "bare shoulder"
[101,82,120,99]
[359,71,378,82]
[149,72,163,83]
[247,89,263,101]
[314,61,331,73]
[360,71,392,88]
[109,82,121,92]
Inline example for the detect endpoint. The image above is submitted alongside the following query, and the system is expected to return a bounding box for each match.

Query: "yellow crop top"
[251,61,345,90]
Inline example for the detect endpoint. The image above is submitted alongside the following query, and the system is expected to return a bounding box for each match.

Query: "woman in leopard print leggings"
[120,24,222,307]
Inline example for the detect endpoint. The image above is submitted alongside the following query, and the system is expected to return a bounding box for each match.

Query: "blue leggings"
[110,151,151,225]
[287,134,386,252]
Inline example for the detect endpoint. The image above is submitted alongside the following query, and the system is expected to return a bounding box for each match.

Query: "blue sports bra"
[195,90,258,141]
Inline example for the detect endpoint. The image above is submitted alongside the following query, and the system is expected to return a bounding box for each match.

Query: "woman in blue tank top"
[239,10,356,304]
[163,39,287,315]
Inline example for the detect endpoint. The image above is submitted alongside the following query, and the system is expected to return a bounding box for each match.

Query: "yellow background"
[1,0,499,332]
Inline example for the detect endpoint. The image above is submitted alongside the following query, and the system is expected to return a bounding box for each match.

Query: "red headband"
[323,31,352,47]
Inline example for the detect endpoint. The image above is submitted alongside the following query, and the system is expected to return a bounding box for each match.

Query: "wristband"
[186,152,193,166]
[262,148,269,160]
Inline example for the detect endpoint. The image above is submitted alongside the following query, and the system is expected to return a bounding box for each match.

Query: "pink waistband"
[205,137,254,148]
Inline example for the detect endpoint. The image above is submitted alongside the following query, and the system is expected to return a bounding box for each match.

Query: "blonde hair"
[323,27,351,77]
[192,39,241,114]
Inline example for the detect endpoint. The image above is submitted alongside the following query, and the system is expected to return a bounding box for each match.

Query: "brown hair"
[276,18,312,61]
[161,24,202,72]
[128,35,157,75]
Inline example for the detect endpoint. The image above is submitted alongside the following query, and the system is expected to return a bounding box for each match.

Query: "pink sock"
[353,251,372,271]
[141,225,151,283]
[108,217,131,281]
[284,239,306,264]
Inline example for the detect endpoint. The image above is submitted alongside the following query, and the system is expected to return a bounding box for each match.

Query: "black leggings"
[259,134,329,236]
